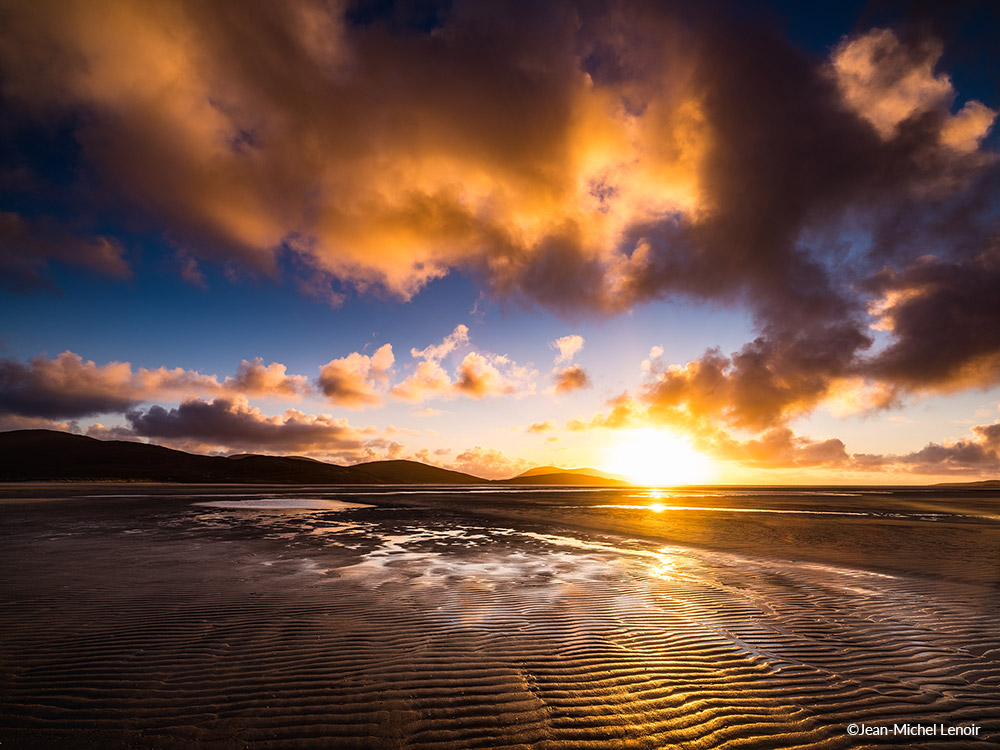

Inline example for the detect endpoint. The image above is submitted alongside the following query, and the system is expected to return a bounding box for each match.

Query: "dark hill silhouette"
[352,459,485,484]
[933,479,1000,487]
[515,465,628,482]
[499,471,630,486]
[0,430,383,483]
[0,430,631,485]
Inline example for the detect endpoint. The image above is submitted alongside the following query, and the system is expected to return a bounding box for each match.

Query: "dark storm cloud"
[0,351,309,420]
[865,248,1000,390]
[0,354,138,418]
[126,397,367,453]
[615,14,996,429]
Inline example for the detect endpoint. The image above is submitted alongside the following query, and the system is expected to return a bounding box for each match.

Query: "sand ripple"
[2,491,998,748]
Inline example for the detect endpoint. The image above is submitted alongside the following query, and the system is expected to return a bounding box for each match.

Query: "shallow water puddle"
[193,498,373,511]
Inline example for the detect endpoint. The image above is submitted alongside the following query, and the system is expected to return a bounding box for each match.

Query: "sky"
[1,0,999,483]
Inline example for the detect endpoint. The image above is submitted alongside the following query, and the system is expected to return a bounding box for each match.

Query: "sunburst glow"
[604,428,715,486]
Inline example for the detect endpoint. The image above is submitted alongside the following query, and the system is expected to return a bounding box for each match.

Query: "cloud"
[567,389,855,470]
[3,2,999,455]
[175,252,207,289]
[637,327,868,433]
[411,324,469,362]
[4,3,990,318]
[832,28,994,150]
[317,343,394,408]
[0,351,310,419]
[449,445,531,480]
[567,392,642,432]
[0,414,76,432]
[0,352,139,418]
[546,335,589,394]
[852,421,1000,475]
[641,346,664,373]
[126,396,367,457]
[411,407,444,417]
[575,374,1000,475]
[289,257,347,308]
[85,423,142,442]
[525,420,555,433]
[864,250,1000,391]
[0,212,131,292]
[454,352,515,399]
[552,365,591,394]
[224,357,312,398]
[384,423,419,437]
[391,360,454,403]
[408,446,452,467]
[711,427,849,469]
[392,325,535,403]
[550,334,584,364]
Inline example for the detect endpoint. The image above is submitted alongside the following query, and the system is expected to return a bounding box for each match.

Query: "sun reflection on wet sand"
[3,486,1000,748]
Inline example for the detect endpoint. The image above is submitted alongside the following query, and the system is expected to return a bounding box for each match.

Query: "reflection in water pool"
[193,498,373,511]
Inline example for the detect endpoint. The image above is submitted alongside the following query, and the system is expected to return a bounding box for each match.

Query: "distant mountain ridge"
[0,430,631,486]
[514,466,628,482]
[501,471,631,487]
[0,430,483,484]
[350,459,483,485]
[933,479,1000,487]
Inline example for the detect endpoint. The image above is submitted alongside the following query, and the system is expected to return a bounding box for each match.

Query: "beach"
[2,484,999,748]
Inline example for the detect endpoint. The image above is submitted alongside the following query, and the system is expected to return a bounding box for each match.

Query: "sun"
[603,428,714,486]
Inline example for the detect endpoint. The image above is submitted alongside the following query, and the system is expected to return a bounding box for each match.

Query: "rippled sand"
[2,484,999,748]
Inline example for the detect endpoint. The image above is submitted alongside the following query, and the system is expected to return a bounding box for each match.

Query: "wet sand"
[2,483,999,748]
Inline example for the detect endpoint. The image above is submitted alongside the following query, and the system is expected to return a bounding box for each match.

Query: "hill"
[933,479,1000,488]
[513,465,629,483]
[351,459,484,484]
[0,430,621,485]
[500,471,631,486]
[0,430,483,484]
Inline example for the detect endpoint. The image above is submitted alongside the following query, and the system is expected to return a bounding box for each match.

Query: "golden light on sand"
[604,428,714,486]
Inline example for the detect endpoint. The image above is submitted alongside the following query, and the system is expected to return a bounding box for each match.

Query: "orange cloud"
[391,360,454,403]
[223,358,312,398]
[566,393,643,432]
[411,325,469,361]
[317,343,394,408]
[0,1,711,308]
[1,352,141,418]
[551,365,590,394]
[710,427,849,469]
[0,414,76,432]
[550,334,584,364]
[546,335,590,394]
[392,326,536,403]
[832,29,995,150]
[3,1,999,437]
[449,445,531,480]
[454,352,515,399]
[1,5,992,323]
